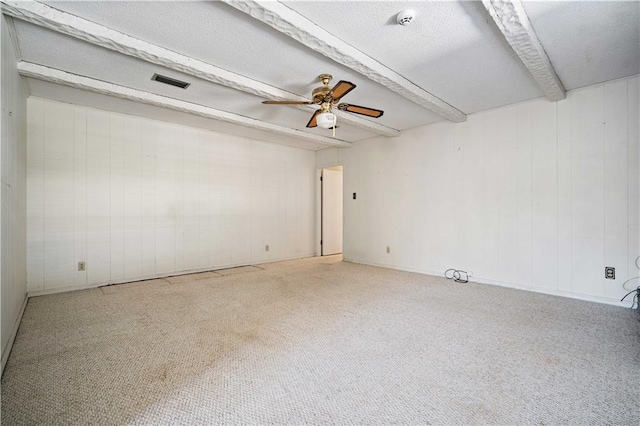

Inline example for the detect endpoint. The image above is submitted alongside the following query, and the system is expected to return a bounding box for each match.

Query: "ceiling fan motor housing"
[312,86,331,103]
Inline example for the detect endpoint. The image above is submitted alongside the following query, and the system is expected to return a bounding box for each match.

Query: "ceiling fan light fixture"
[316,112,336,129]
[261,73,383,129]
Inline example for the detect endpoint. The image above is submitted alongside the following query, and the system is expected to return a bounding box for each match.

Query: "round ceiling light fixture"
[316,112,336,129]
[397,9,416,26]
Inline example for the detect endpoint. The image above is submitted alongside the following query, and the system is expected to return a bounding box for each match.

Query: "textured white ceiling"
[9,1,639,149]
[523,1,640,90]
[282,0,545,114]
[36,0,443,130]
[15,20,377,143]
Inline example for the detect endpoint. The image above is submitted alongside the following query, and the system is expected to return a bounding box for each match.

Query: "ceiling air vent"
[151,73,190,89]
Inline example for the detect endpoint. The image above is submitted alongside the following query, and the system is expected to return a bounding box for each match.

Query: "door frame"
[316,163,343,256]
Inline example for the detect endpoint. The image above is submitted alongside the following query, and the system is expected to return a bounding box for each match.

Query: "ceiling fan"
[262,74,384,130]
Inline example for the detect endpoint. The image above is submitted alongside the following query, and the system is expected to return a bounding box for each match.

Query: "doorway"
[320,166,343,256]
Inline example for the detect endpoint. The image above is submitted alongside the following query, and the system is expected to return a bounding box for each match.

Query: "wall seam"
[121,117,124,280]
[73,107,76,288]
[530,103,533,288]
[453,128,457,273]
[602,85,606,296]
[42,101,45,291]
[482,119,487,278]
[182,128,185,272]
[495,113,499,279]
[109,113,112,282]
[516,109,520,287]
[556,100,559,291]
[154,124,157,274]
[570,93,574,294]
[139,120,143,277]
[84,108,87,285]
[251,142,254,263]
[626,79,629,289]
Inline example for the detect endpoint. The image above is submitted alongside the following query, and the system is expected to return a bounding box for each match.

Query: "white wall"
[27,98,316,294]
[316,147,341,169]
[334,76,639,306]
[1,15,28,371]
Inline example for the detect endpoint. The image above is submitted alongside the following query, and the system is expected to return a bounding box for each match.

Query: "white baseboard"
[2,293,28,375]
[343,257,634,308]
[28,253,317,298]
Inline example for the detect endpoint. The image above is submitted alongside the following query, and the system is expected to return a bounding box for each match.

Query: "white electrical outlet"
[78,261,86,271]
[386,246,391,254]
[265,244,269,252]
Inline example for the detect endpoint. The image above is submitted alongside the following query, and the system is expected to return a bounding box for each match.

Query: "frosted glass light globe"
[316,112,336,129]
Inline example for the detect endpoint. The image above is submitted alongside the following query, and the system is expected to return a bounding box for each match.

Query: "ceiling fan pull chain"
[333,115,336,138]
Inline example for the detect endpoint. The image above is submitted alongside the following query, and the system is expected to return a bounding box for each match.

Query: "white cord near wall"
[444,269,469,283]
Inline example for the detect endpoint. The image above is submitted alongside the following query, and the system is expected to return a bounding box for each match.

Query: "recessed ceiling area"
[5,0,640,149]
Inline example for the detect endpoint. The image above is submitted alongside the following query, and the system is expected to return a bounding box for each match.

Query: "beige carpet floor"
[2,256,639,425]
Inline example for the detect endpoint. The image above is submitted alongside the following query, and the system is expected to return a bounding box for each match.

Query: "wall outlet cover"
[605,267,615,279]
[78,261,86,272]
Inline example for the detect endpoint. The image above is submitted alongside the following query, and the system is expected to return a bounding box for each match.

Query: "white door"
[322,168,343,255]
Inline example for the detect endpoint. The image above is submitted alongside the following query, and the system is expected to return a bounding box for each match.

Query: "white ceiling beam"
[18,62,351,148]
[221,0,467,123]
[0,0,398,137]
[482,0,566,102]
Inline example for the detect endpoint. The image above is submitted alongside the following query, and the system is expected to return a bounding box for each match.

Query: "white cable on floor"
[444,269,468,283]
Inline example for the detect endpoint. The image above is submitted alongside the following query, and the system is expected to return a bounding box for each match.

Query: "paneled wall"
[1,15,28,371]
[27,98,315,293]
[337,76,639,305]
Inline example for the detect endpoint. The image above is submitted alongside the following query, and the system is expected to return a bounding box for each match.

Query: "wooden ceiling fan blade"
[306,109,321,128]
[327,80,356,101]
[337,103,384,118]
[262,100,312,105]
